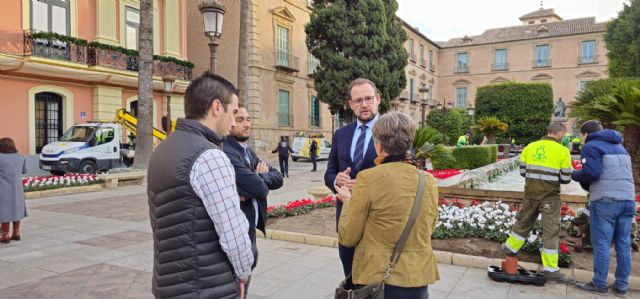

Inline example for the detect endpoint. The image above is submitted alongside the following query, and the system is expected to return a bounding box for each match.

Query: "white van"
[39,123,132,174]
[291,135,331,161]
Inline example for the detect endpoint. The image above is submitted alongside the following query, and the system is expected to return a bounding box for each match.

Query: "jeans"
[384,284,428,299]
[589,199,635,291]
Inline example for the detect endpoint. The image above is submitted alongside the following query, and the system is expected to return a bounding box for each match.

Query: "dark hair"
[184,72,238,120]
[547,122,567,134]
[0,137,18,154]
[580,120,603,135]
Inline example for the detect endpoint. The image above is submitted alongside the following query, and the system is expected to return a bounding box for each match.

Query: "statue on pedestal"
[553,98,566,118]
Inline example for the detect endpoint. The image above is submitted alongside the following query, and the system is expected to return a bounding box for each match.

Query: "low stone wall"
[437,186,587,210]
[25,184,103,199]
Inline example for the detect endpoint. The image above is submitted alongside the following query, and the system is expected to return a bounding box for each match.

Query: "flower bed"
[22,174,103,192]
[433,199,575,262]
[267,196,336,218]
[426,169,462,179]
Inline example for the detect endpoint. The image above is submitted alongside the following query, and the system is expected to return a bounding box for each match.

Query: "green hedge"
[489,145,498,162]
[432,147,458,169]
[475,82,553,145]
[453,146,495,170]
[431,145,498,170]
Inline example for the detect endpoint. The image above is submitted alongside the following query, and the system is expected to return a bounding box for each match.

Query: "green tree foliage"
[475,82,553,145]
[570,78,640,191]
[473,116,509,144]
[305,0,408,118]
[426,108,464,145]
[413,126,453,169]
[605,0,640,77]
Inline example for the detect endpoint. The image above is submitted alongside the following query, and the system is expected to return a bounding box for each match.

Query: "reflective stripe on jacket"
[519,136,572,199]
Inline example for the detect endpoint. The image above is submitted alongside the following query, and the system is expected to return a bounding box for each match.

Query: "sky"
[396,0,628,42]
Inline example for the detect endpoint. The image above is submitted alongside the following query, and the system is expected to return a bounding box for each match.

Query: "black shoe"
[610,285,627,298]
[544,271,575,284]
[575,282,608,294]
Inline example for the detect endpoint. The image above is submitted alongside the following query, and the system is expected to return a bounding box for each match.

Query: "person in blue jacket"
[572,120,636,297]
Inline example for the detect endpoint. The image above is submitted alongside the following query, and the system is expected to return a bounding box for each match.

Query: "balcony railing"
[454,64,469,73]
[275,51,300,72]
[23,31,193,80]
[278,113,292,127]
[578,56,598,65]
[533,59,552,68]
[24,30,88,64]
[492,63,509,71]
[429,63,436,72]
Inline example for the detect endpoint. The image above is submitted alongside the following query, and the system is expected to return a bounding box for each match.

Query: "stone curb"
[25,184,103,199]
[262,229,640,291]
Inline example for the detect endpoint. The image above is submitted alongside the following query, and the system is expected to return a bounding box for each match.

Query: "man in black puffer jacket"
[148,73,254,299]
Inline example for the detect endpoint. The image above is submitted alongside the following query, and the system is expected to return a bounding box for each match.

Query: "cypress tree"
[306,0,408,120]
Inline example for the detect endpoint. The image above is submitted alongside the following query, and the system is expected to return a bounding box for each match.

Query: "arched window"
[35,92,63,153]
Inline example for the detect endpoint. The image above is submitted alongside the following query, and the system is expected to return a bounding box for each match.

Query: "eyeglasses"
[350,96,376,106]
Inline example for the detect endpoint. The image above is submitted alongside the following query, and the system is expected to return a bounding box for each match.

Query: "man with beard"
[325,78,382,285]
[223,107,284,294]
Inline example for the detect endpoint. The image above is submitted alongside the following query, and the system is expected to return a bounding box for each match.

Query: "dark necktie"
[243,147,252,167]
[353,125,368,171]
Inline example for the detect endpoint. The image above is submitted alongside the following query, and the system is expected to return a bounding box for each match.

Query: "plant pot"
[558,259,572,268]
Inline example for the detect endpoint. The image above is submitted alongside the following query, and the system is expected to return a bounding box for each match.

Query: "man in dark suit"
[223,107,283,291]
[324,78,382,280]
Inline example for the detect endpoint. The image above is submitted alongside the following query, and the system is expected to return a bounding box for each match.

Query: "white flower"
[527,234,537,243]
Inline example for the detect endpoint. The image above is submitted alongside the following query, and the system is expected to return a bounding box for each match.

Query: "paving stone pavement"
[1,178,638,298]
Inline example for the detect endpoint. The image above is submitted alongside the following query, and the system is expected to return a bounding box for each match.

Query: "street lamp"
[163,75,175,134]
[466,103,475,135]
[418,83,430,127]
[199,0,225,74]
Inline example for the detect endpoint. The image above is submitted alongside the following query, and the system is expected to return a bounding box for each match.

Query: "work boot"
[500,243,517,257]
[543,271,575,284]
[574,282,608,294]
[609,284,627,298]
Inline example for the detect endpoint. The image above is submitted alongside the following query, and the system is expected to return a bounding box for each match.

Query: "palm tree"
[132,0,154,169]
[570,78,640,190]
[413,126,453,170]
[473,116,508,144]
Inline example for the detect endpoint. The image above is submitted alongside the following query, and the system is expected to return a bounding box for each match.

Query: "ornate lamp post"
[430,99,453,144]
[466,103,475,135]
[199,0,225,74]
[418,83,430,127]
[163,76,176,134]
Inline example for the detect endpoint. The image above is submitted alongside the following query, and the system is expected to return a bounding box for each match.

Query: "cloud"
[396,0,626,42]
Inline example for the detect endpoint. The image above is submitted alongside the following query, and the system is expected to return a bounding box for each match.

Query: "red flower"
[471,199,479,206]
[560,242,570,254]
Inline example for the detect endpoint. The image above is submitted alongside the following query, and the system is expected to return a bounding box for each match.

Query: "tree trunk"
[132,0,154,169]
[623,125,640,192]
[486,134,496,144]
[237,0,250,107]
